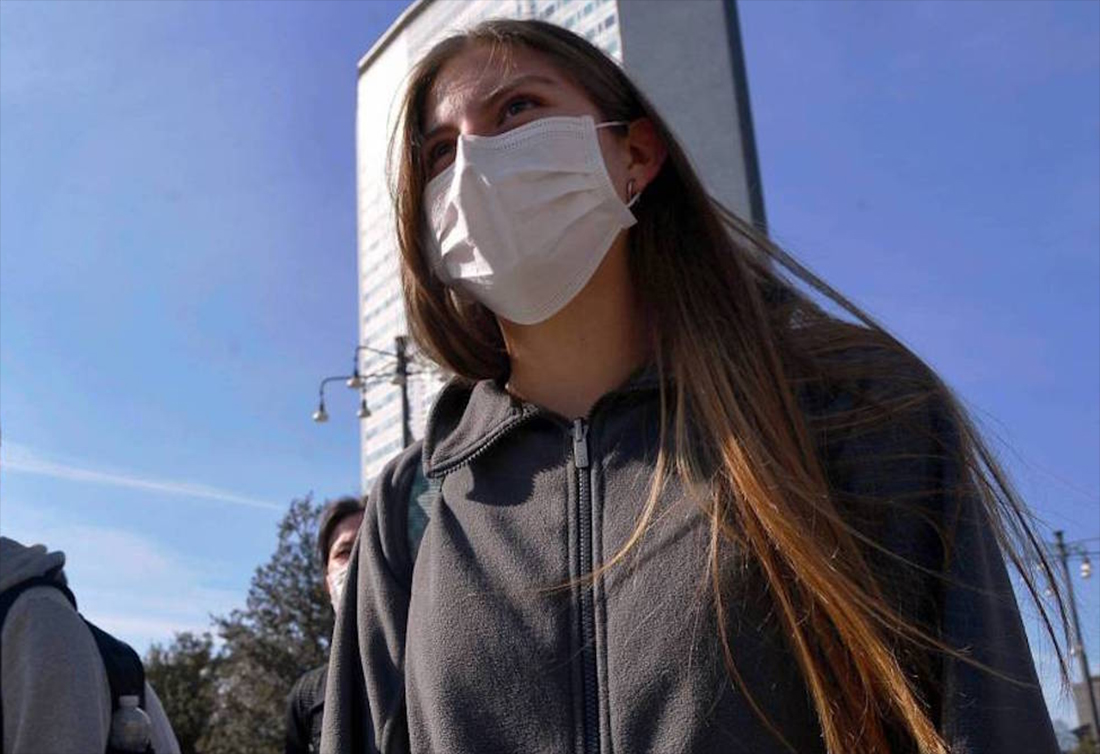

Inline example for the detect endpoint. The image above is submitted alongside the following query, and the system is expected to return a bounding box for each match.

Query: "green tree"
[144,632,220,754]
[202,496,334,754]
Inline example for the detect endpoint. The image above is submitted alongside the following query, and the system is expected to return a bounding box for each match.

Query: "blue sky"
[1,0,1097,730]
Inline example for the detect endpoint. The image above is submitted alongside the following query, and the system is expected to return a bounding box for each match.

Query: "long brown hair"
[388,19,1067,754]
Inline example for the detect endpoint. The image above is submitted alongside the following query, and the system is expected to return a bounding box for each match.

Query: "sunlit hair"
[388,18,1068,754]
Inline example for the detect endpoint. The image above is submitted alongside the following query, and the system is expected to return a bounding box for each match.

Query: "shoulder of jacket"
[796,338,954,435]
[2,584,85,641]
[287,664,327,707]
[802,344,972,561]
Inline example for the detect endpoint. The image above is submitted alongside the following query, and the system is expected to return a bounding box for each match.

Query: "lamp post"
[313,336,422,449]
[313,373,379,424]
[1054,531,1100,741]
[393,336,412,449]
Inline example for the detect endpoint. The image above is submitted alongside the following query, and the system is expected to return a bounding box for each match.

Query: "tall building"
[355,0,764,489]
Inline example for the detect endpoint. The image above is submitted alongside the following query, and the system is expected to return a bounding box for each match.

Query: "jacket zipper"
[573,418,601,754]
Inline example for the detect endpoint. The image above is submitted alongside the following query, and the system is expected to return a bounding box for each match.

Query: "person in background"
[0,535,180,754]
[285,496,365,754]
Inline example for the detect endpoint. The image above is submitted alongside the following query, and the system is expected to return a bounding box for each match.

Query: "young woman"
[322,19,1065,754]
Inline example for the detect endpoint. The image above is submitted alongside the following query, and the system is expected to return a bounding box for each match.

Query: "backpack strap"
[406,462,440,563]
[85,619,147,707]
[0,571,77,628]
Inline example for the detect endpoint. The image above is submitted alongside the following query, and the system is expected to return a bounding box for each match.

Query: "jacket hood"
[0,536,67,594]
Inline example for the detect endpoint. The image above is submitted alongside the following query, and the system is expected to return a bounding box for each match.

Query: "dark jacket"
[321,369,1057,754]
[286,664,327,754]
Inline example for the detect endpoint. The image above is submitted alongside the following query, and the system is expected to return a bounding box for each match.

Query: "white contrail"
[1,443,280,511]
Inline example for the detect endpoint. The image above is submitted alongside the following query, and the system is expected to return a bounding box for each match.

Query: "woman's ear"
[626,118,668,191]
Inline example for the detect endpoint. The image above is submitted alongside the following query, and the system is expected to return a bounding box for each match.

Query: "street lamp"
[313,375,356,424]
[345,344,397,391]
[1053,531,1100,741]
[312,337,427,448]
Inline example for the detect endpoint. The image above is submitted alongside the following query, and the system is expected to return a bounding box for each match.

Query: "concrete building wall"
[355,24,412,490]
[617,0,761,224]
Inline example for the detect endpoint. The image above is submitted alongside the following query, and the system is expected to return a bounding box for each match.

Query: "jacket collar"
[423,365,662,478]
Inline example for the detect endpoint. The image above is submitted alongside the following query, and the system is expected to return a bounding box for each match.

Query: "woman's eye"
[501,97,537,123]
[428,141,454,171]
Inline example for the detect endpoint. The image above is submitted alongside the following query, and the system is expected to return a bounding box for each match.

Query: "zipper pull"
[572,418,589,469]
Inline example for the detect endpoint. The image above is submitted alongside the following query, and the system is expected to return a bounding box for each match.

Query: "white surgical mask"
[424,115,639,325]
[327,565,348,612]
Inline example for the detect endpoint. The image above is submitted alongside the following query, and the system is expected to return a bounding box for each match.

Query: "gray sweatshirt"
[0,536,180,754]
[321,369,1058,754]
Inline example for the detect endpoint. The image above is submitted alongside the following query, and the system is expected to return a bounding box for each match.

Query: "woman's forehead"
[330,514,363,543]
[424,46,565,129]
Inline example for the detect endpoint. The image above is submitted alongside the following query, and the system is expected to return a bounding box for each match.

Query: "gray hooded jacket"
[321,369,1057,754]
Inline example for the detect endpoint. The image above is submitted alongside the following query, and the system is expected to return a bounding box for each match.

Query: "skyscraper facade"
[355,0,763,489]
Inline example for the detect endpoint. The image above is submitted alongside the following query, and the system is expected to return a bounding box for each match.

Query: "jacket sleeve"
[143,682,182,754]
[932,410,1059,753]
[823,384,1059,753]
[320,443,423,754]
[1,588,111,754]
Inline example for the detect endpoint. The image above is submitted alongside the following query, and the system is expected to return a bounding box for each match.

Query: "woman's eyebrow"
[480,73,556,105]
[423,73,557,143]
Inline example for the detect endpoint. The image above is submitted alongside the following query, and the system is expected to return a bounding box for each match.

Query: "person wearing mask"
[322,19,1063,754]
[285,497,365,754]
[0,536,180,754]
